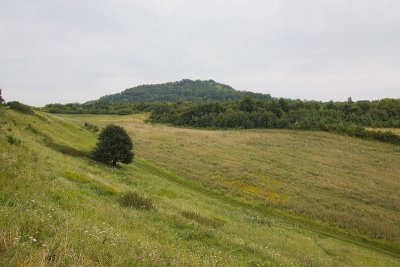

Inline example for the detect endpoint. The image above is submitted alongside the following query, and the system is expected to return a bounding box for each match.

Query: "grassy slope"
[0,108,399,266]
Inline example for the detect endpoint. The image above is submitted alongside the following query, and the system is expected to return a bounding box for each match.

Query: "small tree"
[92,124,134,166]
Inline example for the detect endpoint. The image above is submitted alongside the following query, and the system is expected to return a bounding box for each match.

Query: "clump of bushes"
[181,211,224,228]
[119,192,154,210]
[83,122,99,132]
[7,101,34,114]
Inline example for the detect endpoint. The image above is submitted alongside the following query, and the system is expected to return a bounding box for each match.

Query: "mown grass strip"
[135,158,400,260]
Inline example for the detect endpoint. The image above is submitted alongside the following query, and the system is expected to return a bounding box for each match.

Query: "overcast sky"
[1,0,399,106]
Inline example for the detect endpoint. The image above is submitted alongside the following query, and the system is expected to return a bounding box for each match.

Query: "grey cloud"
[0,0,399,106]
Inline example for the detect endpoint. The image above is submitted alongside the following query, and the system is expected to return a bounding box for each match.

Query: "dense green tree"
[92,124,134,166]
[239,96,257,112]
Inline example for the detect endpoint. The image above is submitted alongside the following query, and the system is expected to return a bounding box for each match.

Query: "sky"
[0,0,399,106]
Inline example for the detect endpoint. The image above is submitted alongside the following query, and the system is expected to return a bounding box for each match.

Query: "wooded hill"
[99,79,270,102]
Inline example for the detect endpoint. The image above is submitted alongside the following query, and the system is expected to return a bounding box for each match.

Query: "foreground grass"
[0,109,399,266]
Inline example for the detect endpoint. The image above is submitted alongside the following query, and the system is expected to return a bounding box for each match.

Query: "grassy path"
[135,158,400,260]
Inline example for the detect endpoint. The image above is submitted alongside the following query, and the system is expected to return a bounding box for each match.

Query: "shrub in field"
[119,192,154,210]
[7,101,34,114]
[92,124,134,166]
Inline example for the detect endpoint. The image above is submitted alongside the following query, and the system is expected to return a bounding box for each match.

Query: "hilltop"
[1,105,400,265]
[99,79,271,103]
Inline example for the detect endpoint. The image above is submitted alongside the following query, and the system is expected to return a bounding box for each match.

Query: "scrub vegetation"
[1,107,400,266]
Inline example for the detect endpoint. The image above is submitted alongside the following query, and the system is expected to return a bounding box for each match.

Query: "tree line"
[148,97,400,144]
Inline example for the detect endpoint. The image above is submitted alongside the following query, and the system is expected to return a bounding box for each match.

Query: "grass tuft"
[181,211,225,228]
[119,192,154,210]
[83,122,100,132]
[6,134,21,145]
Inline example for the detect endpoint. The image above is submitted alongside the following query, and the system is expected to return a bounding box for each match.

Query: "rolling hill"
[99,79,271,103]
[1,106,400,266]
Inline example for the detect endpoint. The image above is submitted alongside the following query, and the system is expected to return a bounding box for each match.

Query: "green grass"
[1,108,400,266]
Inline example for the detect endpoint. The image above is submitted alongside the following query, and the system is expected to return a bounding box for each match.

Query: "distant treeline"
[148,97,400,144]
[149,97,400,128]
[43,101,156,115]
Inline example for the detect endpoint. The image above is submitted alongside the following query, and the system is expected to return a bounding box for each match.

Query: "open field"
[60,114,400,246]
[1,108,400,266]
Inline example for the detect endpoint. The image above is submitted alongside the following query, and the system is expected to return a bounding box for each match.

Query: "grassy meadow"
[1,107,400,266]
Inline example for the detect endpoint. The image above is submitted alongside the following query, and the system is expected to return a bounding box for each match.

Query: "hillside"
[1,107,400,266]
[99,79,270,103]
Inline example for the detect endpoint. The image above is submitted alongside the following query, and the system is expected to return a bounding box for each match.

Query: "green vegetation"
[148,96,400,144]
[43,100,155,115]
[92,124,134,166]
[1,107,400,266]
[7,101,35,114]
[149,96,400,128]
[100,79,270,103]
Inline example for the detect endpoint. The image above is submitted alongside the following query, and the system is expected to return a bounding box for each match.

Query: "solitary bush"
[7,101,34,114]
[119,192,154,210]
[92,124,134,166]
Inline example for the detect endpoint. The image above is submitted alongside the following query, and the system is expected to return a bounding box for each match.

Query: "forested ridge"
[99,79,270,102]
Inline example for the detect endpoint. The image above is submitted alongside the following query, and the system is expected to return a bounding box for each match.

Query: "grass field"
[1,108,400,266]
